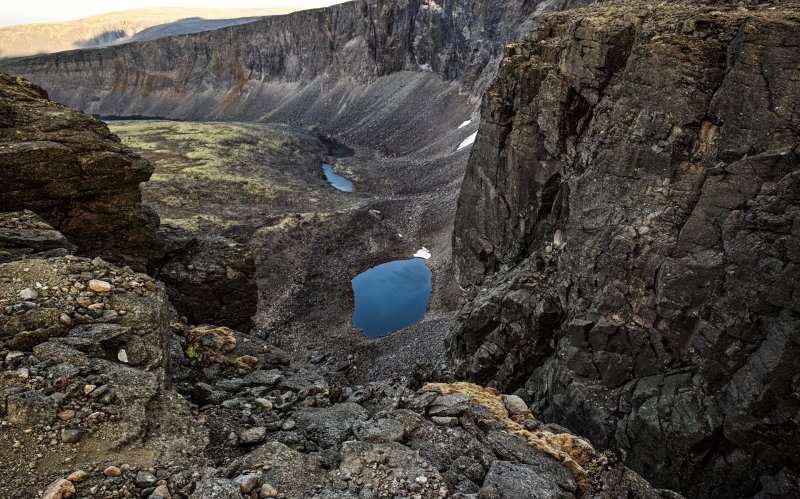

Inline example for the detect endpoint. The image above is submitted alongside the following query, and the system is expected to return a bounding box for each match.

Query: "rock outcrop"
[0,210,76,264]
[0,253,203,497]
[450,1,800,497]
[0,73,161,269]
[157,226,258,331]
[0,74,259,330]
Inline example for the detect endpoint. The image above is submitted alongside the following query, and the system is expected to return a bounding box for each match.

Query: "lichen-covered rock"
[0,73,162,269]
[450,1,800,497]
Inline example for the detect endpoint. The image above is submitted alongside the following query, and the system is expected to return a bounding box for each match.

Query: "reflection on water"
[351,259,432,338]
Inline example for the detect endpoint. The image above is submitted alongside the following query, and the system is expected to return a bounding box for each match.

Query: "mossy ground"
[109,120,345,238]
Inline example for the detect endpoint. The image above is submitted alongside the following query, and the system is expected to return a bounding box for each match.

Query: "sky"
[0,1,346,27]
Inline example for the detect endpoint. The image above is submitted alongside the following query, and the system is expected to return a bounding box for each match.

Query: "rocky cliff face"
[0,74,161,269]
[0,0,597,128]
[450,1,800,497]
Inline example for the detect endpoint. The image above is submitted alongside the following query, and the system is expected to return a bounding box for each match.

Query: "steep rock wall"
[450,1,800,497]
[0,0,597,144]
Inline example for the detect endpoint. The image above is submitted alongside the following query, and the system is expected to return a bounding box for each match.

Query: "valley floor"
[109,119,467,384]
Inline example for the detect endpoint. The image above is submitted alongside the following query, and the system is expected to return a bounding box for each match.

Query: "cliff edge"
[450,1,800,497]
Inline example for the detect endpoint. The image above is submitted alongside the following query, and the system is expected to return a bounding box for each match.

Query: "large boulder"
[0,73,161,269]
[450,2,800,497]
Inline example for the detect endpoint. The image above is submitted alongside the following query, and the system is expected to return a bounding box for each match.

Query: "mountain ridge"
[0,7,300,58]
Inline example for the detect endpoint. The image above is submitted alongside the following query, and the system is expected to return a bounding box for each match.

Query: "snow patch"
[458,120,472,129]
[458,131,478,151]
[414,247,432,260]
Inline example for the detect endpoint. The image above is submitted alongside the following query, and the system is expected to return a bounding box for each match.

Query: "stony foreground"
[0,213,677,498]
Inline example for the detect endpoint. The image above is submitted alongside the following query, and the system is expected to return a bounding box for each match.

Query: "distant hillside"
[0,8,296,58]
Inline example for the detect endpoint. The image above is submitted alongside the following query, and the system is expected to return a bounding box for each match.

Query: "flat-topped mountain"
[0,7,299,58]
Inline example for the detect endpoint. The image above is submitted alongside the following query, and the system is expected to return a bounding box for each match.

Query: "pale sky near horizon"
[0,1,346,27]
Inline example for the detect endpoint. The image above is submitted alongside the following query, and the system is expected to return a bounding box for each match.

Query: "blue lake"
[352,259,432,338]
[323,164,354,192]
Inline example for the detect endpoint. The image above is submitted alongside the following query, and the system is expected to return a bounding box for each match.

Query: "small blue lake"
[352,259,432,338]
[322,164,354,192]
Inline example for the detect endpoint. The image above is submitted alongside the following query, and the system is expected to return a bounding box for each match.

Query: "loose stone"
[88,279,113,293]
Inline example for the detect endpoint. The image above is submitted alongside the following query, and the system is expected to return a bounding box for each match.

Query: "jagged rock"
[41,478,75,499]
[485,431,575,491]
[241,442,327,497]
[147,484,172,499]
[427,393,471,417]
[353,417,405,443]
[0,254,204,498]
[449,2,800,497]
[239,427,267,445]
[135,471,158,488]
[156,226,257,330]
[259,484,278,497]
[0,74,161,268]
[243,370,284,387]
[191,477,241,499]
[233,471,262,494]
[480,460,574,499]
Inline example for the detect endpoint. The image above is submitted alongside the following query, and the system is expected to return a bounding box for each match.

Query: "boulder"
[0,74,162,269]
[479,460,573,499]
[6,390,56,426]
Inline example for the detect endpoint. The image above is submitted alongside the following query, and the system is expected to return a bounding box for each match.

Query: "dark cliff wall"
[450,1,800,497]
[0,0,596,143]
